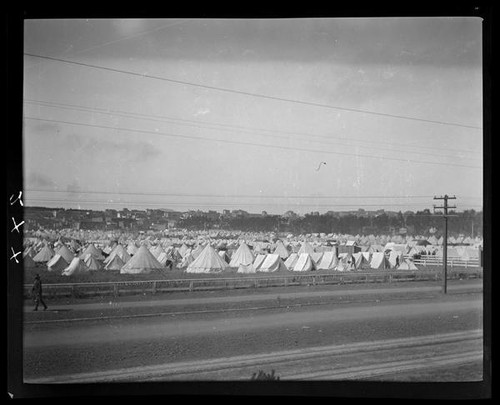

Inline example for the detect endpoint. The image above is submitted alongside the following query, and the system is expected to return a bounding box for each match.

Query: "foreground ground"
[23,279,484,384]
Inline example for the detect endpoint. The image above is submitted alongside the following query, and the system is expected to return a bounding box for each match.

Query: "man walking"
[31,274,48,311]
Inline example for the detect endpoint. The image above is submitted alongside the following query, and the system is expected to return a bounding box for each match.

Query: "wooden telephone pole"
[434,195,457,294]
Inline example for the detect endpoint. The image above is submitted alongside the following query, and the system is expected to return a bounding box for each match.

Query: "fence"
[412,255,480,268]
[23,268,482,300]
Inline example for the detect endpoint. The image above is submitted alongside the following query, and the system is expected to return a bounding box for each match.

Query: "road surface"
[23,280,484,383]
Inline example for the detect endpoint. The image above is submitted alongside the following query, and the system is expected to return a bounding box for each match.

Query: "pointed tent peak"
[120,245,163,274]
[33,244,55,263]
[83,253,103,270]
[104,254,125,270]
[79,243,104,260]
[298,241,315,255]
[186,244,228,273]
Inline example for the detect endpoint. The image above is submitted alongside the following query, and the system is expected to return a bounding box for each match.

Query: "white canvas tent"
[388,250,405,269]
[316,251,338,270]
[336,254,355,272]
[398,259,419,270]
[293,253,316,272]
[121,245,164,274]
[186,245,229,273]
[229,242,254,267]
[62,257,89,276]
[33,244,55,263]
[284,253,299,270]
[56,244,76,264]
[104,254,125,270]
[178,252,194,268]
[273,240,290,260]
[237,263,257,274]
[352,252,371,270]
[253,254,267,271]
[298,241,315,255]
[104,244,131,264]
[82,253,103,270]
[47,254,68,272]
[79,244,104,261]
[258,254,287,272]
[370,252,390,270]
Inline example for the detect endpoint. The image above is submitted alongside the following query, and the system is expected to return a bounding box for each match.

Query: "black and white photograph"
[7,9,491,399]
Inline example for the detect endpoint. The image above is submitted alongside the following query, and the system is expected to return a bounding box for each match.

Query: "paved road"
[23,284,483,382]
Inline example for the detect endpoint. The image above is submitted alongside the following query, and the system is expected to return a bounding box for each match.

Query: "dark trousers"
[33,296,47,310]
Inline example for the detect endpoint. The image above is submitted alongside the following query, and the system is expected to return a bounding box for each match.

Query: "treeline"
[177,209,482,237]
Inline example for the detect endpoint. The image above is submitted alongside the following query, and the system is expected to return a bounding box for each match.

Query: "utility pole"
[433,195,457,294]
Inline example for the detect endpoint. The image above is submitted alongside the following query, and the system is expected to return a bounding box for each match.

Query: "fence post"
[189,281,194,292]
[152,281,157,294]
[113,284,118,297]
[389,274,392,283]
[284,277,288,287]
[312,276,316,286]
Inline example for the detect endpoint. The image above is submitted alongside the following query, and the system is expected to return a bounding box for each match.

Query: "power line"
[24,53,483,131]
[23,116,483,169]
[24,99,482,160]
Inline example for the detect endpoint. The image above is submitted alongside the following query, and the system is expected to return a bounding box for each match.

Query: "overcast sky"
[23,17,483,214]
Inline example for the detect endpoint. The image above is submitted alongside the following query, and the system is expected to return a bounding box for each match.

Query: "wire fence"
[23,268,482,300]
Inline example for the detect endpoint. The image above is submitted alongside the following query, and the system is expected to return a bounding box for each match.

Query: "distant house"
[338,240,361,255]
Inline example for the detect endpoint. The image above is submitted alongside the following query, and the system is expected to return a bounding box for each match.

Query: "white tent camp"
[258,254,288,272]
[33,244,55,263]
[47,254,68,272]
[229,242,254,267]
[316,251,338,270]
[121,245,164,274]
[273,240,290,260]
[284,253,299,270]
[62,257,89,276]
[186,244,229,273]
[104,254,125,271]
[370,252,390,270]
[79,244,104,261]
[56,244,75,264]
[398,259,419,270]
[253,254,267,271]
[293,253,317,272]
[82,253,103,270]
